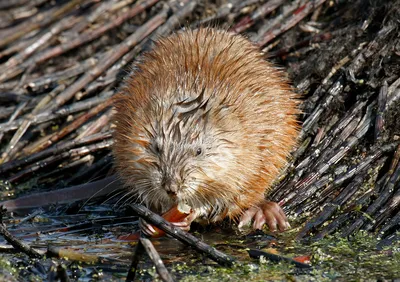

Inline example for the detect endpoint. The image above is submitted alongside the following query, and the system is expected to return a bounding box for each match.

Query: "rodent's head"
[113,87,243,213]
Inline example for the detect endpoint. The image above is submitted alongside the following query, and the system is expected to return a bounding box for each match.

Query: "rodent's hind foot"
[238,201,290,232]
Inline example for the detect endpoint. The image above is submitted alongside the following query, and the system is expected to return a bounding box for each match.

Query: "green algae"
[136,230,400,281]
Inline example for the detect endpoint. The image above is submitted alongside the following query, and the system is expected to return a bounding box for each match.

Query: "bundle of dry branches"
[0,0,399,280]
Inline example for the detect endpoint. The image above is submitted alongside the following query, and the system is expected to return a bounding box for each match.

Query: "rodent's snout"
[161,174,179,198]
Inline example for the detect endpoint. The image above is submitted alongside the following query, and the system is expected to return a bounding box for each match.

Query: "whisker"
[120,194,138,207]
[78,176,121,212]
[102,189,126,205]
[114,190,135,207]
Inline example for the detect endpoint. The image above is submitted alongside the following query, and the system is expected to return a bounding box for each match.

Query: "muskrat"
[112,28,299,233]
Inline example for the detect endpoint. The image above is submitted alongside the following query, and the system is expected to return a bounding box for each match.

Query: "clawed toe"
[171,220,191,232]
[239,201,290,232]
[238,206,258,229]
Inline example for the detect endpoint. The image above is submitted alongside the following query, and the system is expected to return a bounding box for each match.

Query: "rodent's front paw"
[139,218,191,237]
[139,218,157,237]
[238,201,290,232]
[170,220,191,232]
[140,210,197,237]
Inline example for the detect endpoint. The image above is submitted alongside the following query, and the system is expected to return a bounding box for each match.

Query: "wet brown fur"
[112,28,299,223]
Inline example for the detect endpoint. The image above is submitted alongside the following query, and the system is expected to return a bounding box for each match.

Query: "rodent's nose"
[162,175,178,195]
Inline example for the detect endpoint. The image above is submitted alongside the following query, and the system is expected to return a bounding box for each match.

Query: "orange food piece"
[118,204,191,240]
[151,204,191,238]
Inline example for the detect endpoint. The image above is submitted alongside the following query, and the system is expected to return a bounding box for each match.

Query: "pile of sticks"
[0,0,399,263]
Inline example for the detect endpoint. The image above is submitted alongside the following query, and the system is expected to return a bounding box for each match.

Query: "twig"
[256,0,328,47]
[282,104,374,209]
[0,101,27,144]
[374,81,388,142]
[347,24,396,83]
[4,14,81,69]
[370,186,400,230]
[0,85,66,164]
[129,204,236,267]
[300,76,345,140]
[0,91,113,134]
[33,0,161,67]
[140,237,175,282]
[45,8,168,112]
[0,0,83,50]
[21,98,113,156]
[296,157,386,239]
[269,30,334,58]
[101,0,196,89]
[13,209,44,227]
[342,147,400,236]
[0,132,111,174]
[193,0,240,27]
[76,108,113,139]
[25,56,99,92]
[379,211,400,238]
[230,0,285,34]
[68,0,116,34]
[126,237,146,282]
[0,223,43,258]
[0,0,30,9]
[8,139,112,183]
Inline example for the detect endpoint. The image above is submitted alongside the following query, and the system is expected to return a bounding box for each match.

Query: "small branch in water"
[140,237,175,282]
[0,218,43,258]
[128,204,236,267]
[126,237,146,282]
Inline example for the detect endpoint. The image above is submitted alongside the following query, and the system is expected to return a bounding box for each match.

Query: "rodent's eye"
[196,148,202,156]
[154,144,161,154]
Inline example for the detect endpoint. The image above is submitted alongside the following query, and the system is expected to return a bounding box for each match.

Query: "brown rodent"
[112,28,299,232]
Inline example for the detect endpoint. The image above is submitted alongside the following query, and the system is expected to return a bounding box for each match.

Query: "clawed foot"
[238,201,290,232]
[139,211,197,237]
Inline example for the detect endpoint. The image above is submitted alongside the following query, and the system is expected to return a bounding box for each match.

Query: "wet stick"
[129,204,236,267]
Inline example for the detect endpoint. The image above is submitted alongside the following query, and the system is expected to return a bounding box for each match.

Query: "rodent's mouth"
[163,188,193,206]
[166,192,189,206]
[165,191,180,202]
